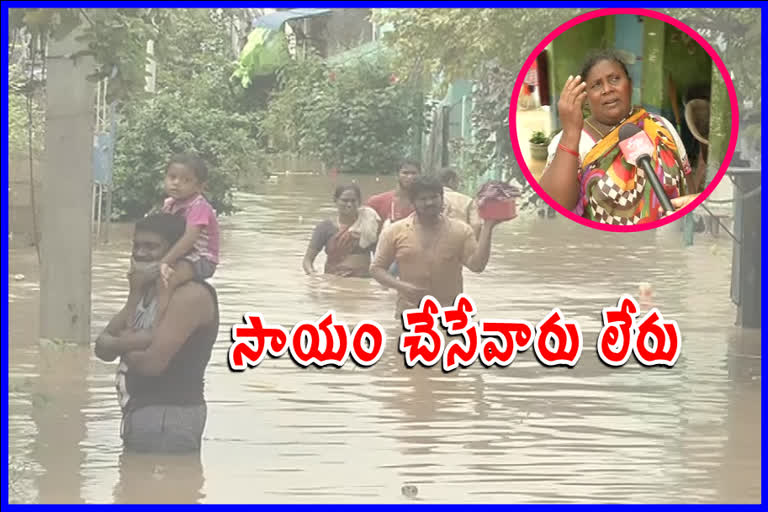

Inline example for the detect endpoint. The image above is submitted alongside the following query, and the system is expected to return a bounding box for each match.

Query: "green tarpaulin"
[231,27,290,88]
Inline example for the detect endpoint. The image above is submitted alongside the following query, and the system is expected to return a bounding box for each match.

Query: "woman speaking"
[539,49,699,225]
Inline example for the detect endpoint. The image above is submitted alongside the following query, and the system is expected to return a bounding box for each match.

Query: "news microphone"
[618,123,675,214]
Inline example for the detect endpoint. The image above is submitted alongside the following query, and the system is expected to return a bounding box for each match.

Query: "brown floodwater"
[8,173,760,503]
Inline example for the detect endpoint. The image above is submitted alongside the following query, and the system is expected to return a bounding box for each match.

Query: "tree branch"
[79,8,95,27]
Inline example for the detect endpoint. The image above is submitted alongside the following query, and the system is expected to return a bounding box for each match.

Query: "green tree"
[659,8,761,148]
[111,8,262,219]
[262,53,428,174]
[9,8,265,220]
[375,8,587,89]
[376,8,761,182]
[375,8,586,185]
[8,62,44,156]
[9,8,164,100]
[112,88,256,219]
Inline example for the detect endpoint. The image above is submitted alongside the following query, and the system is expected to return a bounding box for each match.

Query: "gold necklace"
[585,107,635,138]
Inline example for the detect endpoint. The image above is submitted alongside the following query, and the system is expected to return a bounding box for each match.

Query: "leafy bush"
[529,130,549,144]
[109,8,264,220]
[8,63,44,156]
[112,86,259,220]
[375,8,587,187]
[262,54,429,174]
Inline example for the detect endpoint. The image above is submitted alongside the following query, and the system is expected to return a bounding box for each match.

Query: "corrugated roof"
[252,9,332,30]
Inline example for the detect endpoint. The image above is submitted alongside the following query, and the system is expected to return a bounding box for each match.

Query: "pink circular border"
[509,8,740,233]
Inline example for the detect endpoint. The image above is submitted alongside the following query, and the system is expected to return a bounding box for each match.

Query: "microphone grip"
[638,156,675,213]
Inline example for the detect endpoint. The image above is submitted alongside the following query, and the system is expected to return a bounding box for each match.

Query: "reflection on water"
[8,173,760,503]
[113,452,205,504]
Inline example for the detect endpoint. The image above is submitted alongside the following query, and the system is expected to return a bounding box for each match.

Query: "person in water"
[370,175,507,319]
[303,184,380,278]
[438,167,482,239]
[94,213,219,454]
[539,49,700,225]
[367,159,422,277]
[155,153,220,322]
[366,158,421,227]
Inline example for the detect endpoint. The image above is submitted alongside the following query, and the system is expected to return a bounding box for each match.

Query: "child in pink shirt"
[155,153,220,320]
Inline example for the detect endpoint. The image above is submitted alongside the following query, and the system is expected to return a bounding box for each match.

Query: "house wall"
[708,66,731,184]
[662,24,712,110]
[324,8,373,57]
[545,15,716,140]
[642,17,666,114]
[646,20,714,172]
[614,15,644,106]
[445,79,474,144]
[548,17,611,133]
[307,8,373,58]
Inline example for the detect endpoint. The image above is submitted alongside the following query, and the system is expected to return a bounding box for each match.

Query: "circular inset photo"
[510,8,739,232]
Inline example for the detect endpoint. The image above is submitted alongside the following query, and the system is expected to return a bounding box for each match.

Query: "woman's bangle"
[558,143,579,158]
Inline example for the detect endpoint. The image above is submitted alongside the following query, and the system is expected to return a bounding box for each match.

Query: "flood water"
[8,173,761,503]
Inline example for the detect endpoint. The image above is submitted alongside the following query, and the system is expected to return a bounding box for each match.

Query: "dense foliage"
[11,8,757,218]
[262,54,429,174]
[110,8,261,219]
[9,8,262,220]
[112,87,257,219]
[375,8,761,183]
[8,63,44,156]
[375,8,586,184]
[660,8,761,150]
[9,8,162,101]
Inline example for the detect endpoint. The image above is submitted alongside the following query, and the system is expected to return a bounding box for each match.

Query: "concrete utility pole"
[39,24,96,344]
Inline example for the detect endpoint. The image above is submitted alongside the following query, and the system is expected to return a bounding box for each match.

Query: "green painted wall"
[548,17,610,132]
[444,79,473,106]
[550,17,609,94]
[545,16,714,131]
[641,18,666,113]
[707,67,730,183]
[604,16,615,52]
[444,79,474,148]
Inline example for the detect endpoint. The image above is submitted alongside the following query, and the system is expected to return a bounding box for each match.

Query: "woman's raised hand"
[557,75,588,137]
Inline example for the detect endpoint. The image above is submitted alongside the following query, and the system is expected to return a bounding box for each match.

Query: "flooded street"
[8,173,760,503]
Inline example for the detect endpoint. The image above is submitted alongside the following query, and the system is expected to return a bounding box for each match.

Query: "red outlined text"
[533,308,583,367]
[596,295,682,367]
[479,319,534,367]
[634,308,681,366]
[228,312,385,370]
[399,296,446,368]
[228,295,681,370]
[229,313,289,371]
[597,294,639,367]
[440,294,481,372]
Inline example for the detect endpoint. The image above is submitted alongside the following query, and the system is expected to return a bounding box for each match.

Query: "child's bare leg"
[154,260,197,325]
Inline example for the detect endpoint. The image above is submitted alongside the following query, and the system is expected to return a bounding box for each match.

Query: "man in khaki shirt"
[371,175,508,320]
[439,167,482,239]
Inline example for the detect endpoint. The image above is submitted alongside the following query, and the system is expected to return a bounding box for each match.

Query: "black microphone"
[617,123,675,214]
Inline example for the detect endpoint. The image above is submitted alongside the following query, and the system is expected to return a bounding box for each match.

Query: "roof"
[252,9,332,30]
